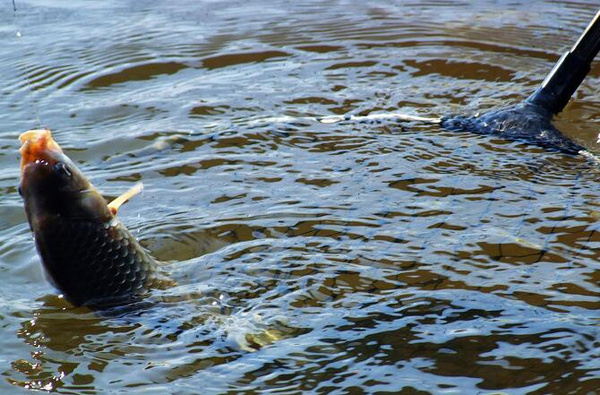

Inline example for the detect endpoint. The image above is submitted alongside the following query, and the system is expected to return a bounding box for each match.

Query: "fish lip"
[19,128,64,173]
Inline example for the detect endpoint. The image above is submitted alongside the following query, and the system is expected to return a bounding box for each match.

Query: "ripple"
[3,0,600,393]
[82,61,190,90]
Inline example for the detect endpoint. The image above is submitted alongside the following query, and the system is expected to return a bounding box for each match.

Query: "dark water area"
[2,0,600,393]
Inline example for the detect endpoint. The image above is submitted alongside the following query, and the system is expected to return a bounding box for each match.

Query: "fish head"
[19,129,112,229]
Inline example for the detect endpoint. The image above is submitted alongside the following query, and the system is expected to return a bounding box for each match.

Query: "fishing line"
[11,0,43,129]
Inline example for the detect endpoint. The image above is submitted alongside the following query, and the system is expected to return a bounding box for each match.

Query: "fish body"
[19,129,158,307]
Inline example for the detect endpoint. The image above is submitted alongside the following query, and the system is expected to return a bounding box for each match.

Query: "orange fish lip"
[19,129,64,172]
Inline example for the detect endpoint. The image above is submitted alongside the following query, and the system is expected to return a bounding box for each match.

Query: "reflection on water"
[2,0,600,393]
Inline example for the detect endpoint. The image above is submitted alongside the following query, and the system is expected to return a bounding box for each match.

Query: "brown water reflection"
[2,0,600,393]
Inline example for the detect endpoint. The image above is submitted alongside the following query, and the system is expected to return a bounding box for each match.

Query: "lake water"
[1,0,600,393]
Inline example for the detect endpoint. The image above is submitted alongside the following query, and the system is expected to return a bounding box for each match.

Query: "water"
[1,0,600,393]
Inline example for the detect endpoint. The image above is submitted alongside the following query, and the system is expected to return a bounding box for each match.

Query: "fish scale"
[39,216,158,307]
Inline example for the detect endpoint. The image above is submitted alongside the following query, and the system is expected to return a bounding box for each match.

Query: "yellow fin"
[108,182,144,215]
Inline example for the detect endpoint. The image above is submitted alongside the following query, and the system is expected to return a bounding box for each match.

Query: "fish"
[19,129,159,308]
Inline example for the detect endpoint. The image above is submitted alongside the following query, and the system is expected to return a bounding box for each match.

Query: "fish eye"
[53,162,72,179]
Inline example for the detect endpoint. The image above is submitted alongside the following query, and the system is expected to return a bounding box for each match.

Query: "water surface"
[1,0,600,393]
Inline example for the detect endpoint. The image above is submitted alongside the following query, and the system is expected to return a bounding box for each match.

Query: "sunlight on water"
[1,0,600,393]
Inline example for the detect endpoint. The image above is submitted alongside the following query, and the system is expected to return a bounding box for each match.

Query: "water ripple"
[2,0,600,393]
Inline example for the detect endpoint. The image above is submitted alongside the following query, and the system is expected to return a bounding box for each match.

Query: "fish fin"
[108,182,144,215]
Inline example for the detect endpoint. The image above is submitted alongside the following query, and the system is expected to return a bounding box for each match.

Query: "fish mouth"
[19,129,64,172]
